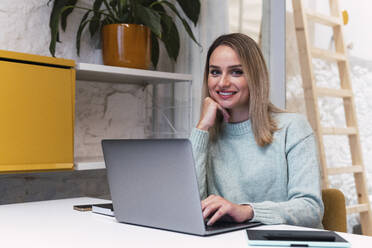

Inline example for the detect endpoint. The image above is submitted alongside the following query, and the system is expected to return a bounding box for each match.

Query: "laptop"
[102,139,261,236]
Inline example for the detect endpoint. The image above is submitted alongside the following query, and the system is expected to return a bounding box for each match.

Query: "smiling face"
[207,45,250,121]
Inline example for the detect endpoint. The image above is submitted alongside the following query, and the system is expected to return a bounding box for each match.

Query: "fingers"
[203,97,230,122]
[201,195,229,225]
[203,202,232,226]
[201,196,252,225]
[196,98,218,131]
[206,96,230,122]
[207,206,228,226]
[197,97,230,130]
[203,202,222,220]
[216,104,230,122]
[201,194,217,210]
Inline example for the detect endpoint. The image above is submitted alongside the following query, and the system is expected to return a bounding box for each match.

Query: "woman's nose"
[218,74,231,88]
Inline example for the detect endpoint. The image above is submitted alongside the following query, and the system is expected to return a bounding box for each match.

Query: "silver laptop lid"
[102,139,205,235]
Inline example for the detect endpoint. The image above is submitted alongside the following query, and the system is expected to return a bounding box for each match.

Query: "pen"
[264,233,336,241]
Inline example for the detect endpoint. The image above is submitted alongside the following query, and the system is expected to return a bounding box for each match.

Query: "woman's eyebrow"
[228,65,242,69]
[209,65,220,69]
[209,64,242,69]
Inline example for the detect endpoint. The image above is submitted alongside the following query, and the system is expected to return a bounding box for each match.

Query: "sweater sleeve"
[248,117,324,228]
[189,128,209,200]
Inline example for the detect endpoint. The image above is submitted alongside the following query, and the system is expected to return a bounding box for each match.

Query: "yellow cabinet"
[0,50,75,172]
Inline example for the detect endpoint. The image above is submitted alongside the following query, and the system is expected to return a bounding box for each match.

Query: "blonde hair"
[202,33,283,146]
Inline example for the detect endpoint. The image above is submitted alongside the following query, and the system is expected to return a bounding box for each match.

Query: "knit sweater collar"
[223,119,252,136]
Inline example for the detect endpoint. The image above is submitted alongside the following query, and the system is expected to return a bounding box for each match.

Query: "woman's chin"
[219,102,233,109]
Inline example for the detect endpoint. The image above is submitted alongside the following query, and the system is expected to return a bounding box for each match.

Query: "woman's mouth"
[217,91,237,99]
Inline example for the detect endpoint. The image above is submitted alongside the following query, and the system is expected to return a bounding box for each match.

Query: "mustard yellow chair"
[322,188,347,232]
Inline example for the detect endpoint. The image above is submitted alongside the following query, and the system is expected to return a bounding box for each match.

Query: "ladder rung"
[311,48,347,61]
[322,127,357,135]
[306,10,342,26]
[347,204,369,214]
[327,165,363,175]
[316,87,352,98]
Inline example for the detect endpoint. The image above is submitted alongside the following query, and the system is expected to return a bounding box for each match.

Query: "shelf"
[74,63,193,171]
[76,63,193,84]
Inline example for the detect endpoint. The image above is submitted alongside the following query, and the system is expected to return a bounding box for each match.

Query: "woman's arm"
[189,128,210,199]
[248,121,324,228]
[190,97,230,199]
[191,128,254,226]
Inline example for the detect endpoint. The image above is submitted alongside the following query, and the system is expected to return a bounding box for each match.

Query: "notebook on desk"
[92,203,114,217]
[102,139,261,236]
[246,229,350,247]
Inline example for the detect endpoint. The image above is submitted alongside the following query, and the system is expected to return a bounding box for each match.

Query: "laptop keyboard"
[205,220,247,231]
[204,219,262,232]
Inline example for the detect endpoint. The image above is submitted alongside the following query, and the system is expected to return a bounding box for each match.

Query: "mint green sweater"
[189,113,324,228]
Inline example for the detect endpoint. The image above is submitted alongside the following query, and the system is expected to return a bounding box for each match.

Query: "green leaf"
[134,3,161,37]
[93,0,104,14]
[102,16,113,25]
[160,14,179,61]
[89,13,101,37]
[89,0,104,37]
[175,0,200,26]
[141,0,157,7]
[76,10,91,56]
[159,1,200,46]
[151,32,160,69]
[61,0,79,31]
[119,0,127,8]
[118,0,127,18]
[49,0,70,56]
[151,2,165,12]
[103,0,117,19]
[118,12,130,23]
[109,0,118,9]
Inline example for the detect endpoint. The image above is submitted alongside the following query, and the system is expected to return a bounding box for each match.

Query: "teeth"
[218,91,235,96]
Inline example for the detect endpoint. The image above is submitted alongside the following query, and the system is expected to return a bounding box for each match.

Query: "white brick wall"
[286,10,372,232]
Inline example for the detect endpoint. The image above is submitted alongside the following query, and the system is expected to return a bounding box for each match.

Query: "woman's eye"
[209,70,221,76]
[231,69,243,76]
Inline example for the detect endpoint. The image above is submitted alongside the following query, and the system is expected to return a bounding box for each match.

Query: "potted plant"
[48,0,200,69]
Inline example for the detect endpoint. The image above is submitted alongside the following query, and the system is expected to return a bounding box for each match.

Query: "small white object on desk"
[74,161,106,170]
[92,203,114,217]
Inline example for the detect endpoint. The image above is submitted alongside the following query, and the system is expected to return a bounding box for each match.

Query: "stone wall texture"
[0,0,151,203]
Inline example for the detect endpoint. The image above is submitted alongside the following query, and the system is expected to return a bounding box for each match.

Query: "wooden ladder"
[292,0,372,235]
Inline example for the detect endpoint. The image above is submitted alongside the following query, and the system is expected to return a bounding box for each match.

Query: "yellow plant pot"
[102,24,151,69]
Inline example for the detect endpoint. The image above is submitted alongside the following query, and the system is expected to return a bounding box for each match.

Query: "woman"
[190,33,324,228]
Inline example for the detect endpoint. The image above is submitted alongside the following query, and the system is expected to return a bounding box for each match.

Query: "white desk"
[1,197,371,248]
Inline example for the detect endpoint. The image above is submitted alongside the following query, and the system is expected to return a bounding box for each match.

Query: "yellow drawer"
[0,51,75,172]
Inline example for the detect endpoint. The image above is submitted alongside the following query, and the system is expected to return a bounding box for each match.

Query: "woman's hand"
[196,97,230,131]
[201,195,254,226]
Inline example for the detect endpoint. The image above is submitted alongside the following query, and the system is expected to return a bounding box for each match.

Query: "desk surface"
[1,197,371,248]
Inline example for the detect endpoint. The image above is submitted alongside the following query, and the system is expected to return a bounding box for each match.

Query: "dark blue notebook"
[246,229,350,247]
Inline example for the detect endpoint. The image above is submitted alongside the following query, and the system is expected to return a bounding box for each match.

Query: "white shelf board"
[76,63,192,84]
[74,161,106,170]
